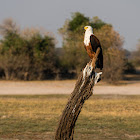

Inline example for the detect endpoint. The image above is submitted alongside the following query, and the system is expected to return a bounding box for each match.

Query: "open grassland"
[0,95,140,140]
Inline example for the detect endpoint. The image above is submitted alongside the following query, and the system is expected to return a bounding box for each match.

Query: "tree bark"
[55,48,101,140]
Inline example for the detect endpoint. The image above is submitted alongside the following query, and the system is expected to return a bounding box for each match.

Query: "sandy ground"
[0,79,140,95]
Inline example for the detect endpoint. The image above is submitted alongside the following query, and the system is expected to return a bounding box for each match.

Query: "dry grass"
[0,95,140,140]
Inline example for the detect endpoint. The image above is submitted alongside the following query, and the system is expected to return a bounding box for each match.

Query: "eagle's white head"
[84,26,94,46]
[84,26,93,32]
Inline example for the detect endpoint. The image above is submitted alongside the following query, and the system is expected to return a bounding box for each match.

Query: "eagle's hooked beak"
[84,26,88,30]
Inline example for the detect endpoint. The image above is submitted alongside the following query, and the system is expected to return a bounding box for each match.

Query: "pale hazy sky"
[0,0,140,51]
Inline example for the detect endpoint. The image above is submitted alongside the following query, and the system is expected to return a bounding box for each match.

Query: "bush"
[0,18,57,80]
[131,40,140,67]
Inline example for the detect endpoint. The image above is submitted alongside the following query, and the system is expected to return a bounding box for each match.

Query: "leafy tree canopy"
[68,12,89,32]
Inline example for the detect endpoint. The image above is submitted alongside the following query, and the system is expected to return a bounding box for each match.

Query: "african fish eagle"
[84,26,103,70]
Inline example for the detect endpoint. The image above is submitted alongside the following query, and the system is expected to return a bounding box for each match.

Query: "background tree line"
[0,13,137,82]
[0,19,56,80]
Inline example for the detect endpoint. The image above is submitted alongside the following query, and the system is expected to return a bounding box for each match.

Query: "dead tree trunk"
[55,48,101,140]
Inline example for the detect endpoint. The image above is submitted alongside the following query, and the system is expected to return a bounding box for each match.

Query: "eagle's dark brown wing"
[90,35,103,70]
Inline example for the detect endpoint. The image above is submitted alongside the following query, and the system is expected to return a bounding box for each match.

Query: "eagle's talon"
[94,72,102,84]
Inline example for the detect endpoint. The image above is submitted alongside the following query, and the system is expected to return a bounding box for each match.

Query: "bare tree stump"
[55,48,101,140]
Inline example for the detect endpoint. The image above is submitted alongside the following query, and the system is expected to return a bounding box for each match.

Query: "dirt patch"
[0,80,140,95]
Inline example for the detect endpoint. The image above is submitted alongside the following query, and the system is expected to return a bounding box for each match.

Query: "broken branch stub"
[55,48,101,140]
